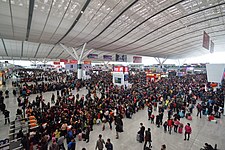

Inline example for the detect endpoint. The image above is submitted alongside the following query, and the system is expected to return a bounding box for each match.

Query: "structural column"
[154,57,167,69]
[77,60,82,79]
[60,43,89,80]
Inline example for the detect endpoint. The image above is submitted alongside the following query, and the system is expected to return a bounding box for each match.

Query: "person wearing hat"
[144,128,152,150]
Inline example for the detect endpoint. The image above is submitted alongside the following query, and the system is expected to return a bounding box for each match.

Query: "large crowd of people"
[0,69,224,150]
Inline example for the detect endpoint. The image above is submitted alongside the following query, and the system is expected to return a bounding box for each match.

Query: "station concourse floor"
[0,81,225,150]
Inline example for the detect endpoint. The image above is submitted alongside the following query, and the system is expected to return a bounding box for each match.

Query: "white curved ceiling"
[0,0,225,60]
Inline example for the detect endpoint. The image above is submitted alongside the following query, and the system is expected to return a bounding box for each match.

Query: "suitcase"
[136,133,140,142]
[187,116,192,120]
[178,127,183,134]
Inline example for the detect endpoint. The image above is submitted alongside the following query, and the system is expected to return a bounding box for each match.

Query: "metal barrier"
[8,117,29,150]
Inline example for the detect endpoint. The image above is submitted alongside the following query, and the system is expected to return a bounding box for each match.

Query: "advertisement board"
[53,62,60,65]
[206,64,225,83]
[60,59,68,63]
[87,54,98,59]
[133,56,142,63]
[103,55,112,61]
[69,60,78,64]
[115,54,127,62]
[203,31,210,50]
[84,61,91,64]
[113,66,128,72]
[114,66,124,72]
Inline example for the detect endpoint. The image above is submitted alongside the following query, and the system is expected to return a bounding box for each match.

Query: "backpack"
[106,143,113,150]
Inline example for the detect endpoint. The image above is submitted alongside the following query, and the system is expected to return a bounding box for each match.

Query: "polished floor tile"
[0,81,224,150]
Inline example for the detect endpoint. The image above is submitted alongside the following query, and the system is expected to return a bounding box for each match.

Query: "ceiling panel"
[4,39,22,57]
[35,43,54,58]
[0,0,225,60]
[0,1,13,38]
[10,0,29,40]
[23,41,39,58]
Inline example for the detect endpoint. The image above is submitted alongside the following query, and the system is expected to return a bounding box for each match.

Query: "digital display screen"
[78,64,82,69]
[115,77,121,83]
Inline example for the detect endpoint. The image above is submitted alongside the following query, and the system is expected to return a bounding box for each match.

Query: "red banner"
[113,66,129,72]
[114,66,124,72]
[53,62,60,65]
[203,31,210,50]
[123,66,129,72]
[60,59,68,63]
[84,61,91,64]
[69,60,78,64]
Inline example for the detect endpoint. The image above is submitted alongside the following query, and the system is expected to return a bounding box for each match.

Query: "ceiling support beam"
[34,43,41,58]
[87,0,139,44]
[46,45,56,58]
[1,38,8,56]
[106,1,225,52]
[82,48,93,60]
[41,59,48,64]
[176,59,186,67]
[96,0,185,49]
[55,0,91,44]
[102,61,110,69]
[25,0,35,41]
[72,47,79,60]
[9,0,14,38]
[56,51,65,59]
[79,43,86,61]
[60,44,78,60]
[154,57,167,68]
[30,60,40,66]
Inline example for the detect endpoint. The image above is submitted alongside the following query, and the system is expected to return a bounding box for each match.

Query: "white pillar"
[60,43,87,80]
[77,43,86,80]
[77,60,82,79]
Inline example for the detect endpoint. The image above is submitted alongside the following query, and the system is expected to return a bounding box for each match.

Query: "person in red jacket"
[184,123,192,141]
[167,118,173,134]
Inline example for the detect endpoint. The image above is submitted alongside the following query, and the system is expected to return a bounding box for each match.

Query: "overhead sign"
[114,66,123,72]
[69,60,78,64]
[115,54,127,62]
[206,64,225,83]
[210,41,214,53]
[84,61,91,64]
[203,31,210,50]
[60,59,68,63]
[53,62,60,65]
[113,66,129,72]
[82,64,92,70]
[87,54,98,59]
[103,55,112,61]
[124,66,128,72]
[64,60,78,64]
[133,56,142,63]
